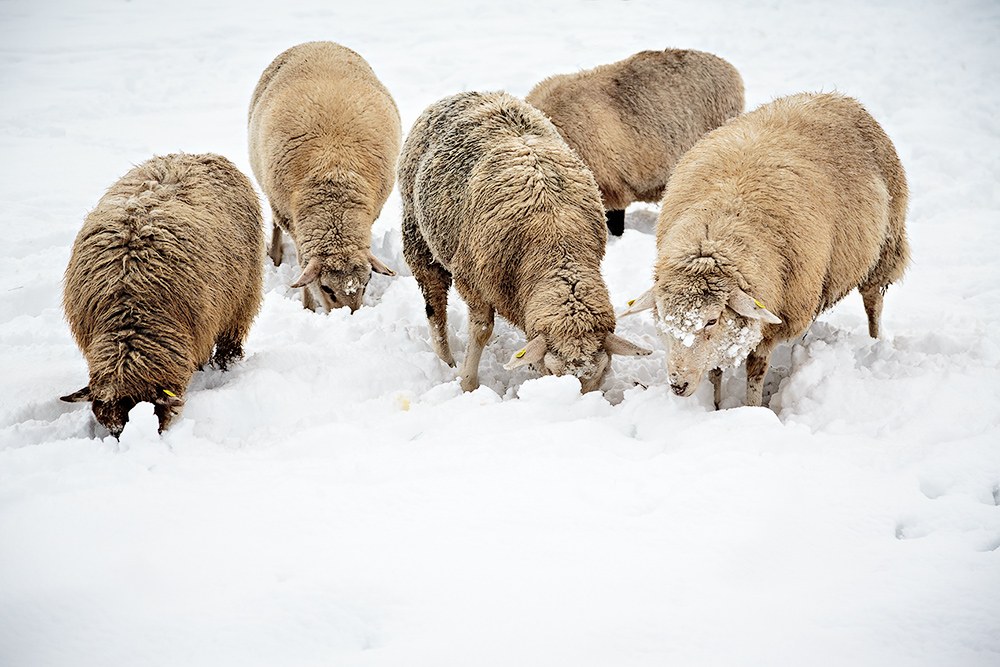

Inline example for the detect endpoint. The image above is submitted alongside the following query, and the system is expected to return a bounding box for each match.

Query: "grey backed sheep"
[622,92,910,407]
[61,153,265,436]
[525,48,744,236]
[248,41,400,312]
[399,91,651,393]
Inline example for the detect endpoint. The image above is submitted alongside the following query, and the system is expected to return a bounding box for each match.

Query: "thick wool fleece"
[526,48,745,213]
[248,40,401,310]
[63,152,264,432]
[399,91,621,389]
[650,92,910,405]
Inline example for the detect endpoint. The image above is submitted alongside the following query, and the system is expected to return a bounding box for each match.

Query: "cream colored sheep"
[61,153,265,437]
[622,92,910,407]
[248,41,400,312]
[399,91,651,393]
[526,48,744,236]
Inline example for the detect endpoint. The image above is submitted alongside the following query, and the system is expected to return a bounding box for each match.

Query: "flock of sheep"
[59,41,910,437]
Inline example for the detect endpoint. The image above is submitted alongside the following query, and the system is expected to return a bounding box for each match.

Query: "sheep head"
[504,331,651,393]
[291,250,395,313]
[60,385,185,438]
[622,280,780,398]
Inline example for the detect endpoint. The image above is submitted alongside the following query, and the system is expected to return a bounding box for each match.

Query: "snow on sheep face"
[657,299,760,398]
[651,287,780,399]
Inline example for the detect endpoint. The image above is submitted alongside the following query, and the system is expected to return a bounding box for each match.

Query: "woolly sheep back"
[526,48,745,235]
[399,91,650,393]
[62,152,265,436]
[248,41,401,312]
[634,92,909,407]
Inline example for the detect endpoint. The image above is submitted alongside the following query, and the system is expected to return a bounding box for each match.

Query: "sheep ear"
[617,289,655,317]
[290,256,322,288]
[367,251,396,277]
[604,332,652,357]
[60,386,92,402]
[503,336,547,370]
[729,288,781,324]
[155,389,185,409]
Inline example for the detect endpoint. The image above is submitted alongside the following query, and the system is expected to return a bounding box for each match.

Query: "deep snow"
[1,0,999,665]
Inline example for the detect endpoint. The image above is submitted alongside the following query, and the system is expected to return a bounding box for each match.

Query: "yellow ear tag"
[754,299,764,309]
[162,389,177,397]
[515,348,526,358]
[627,299,635,307]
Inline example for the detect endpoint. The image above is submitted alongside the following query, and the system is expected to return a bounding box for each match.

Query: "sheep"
[525,48,744,236]
[248,41,400,312]
[399,91,651,393]
[61,153,265,437]
[621,92,910,408]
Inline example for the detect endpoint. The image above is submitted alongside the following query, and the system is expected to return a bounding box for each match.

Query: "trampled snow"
[1,1,999,665]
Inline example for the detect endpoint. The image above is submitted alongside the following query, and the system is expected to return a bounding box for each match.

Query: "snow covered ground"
[2,0,999,664]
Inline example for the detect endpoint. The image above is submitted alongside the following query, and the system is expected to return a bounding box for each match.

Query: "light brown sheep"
[399,91,650,393]
[61,153,265,436]
[248,41,400,312]
[622,92,910,407]
[526,48,744,236]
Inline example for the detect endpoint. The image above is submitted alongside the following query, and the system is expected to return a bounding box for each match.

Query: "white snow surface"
[2,1,999,665]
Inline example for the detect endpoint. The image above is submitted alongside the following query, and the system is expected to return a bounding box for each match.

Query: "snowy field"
[2,0,999,665]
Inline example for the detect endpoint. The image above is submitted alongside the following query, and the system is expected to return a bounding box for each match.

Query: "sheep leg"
[211,335,244,371]
[301,285,317,312]
[425,270,455,366]
[267,206,288,267]
[212,312,250,369]
[212,290,258,370]
[744,346,774,407]
[408,260,454,366]
[457,299,495,392]
[268,224,283,266]
[860,286,883,339]
[710,368,723,409]
[403,216,455,366]
[606,209,625,236]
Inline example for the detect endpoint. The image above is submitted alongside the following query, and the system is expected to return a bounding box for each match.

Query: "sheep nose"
[670,382,688,396]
